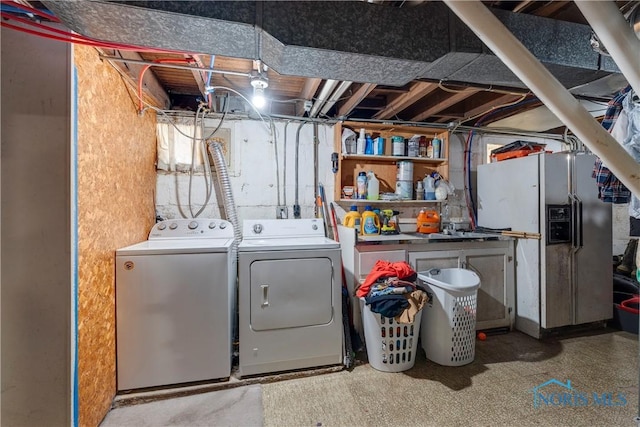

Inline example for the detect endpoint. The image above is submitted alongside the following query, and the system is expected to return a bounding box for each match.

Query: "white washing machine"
[238,218,343,377]
[115,218,236,391]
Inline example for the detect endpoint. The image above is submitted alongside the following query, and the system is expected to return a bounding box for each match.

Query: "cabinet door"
[409,246,514,331]
[462,248,514,330]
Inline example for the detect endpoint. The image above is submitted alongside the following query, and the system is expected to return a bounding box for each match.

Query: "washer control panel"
[149,219,234,239]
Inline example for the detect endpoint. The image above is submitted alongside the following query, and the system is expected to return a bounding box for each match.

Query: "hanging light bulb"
[252,84,266,108]
[250,71,269,109]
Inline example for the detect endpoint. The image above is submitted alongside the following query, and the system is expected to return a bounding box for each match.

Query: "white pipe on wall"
[443,0,640,197]
[575,1,640,97]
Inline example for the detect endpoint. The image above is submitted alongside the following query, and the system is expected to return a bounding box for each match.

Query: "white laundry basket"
[360,298,422,372]
[418,268,480,366]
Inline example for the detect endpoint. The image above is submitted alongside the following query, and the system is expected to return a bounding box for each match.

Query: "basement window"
[156,116,232,173]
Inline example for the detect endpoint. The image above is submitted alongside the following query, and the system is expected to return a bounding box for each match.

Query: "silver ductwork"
[42,0,624,96]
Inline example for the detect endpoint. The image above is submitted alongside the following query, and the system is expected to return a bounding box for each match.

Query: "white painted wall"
[156,118,628,256]
[156,117,335,223]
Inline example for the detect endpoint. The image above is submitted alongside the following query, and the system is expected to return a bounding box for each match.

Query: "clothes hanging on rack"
[619,91,640,225]
[592,85,632,203]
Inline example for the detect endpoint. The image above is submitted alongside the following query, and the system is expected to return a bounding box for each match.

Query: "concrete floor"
[101,329,639,427]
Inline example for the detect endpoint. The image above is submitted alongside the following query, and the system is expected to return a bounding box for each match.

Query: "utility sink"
[427,231,499,240]
[376,231,501,241]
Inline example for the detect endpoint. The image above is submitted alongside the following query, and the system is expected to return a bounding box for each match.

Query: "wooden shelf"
[341,154,447,163]
[334,121,450,202]
[336,199,443,206]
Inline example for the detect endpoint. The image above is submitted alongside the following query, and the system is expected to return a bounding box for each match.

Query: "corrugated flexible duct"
[207,140,241,245]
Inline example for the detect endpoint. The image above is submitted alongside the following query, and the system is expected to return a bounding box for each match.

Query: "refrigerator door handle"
[576,196,583,249]
[569,193,583,251]
[569,193,579,251]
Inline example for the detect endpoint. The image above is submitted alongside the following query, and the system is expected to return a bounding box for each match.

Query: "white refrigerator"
[477,152,612,338]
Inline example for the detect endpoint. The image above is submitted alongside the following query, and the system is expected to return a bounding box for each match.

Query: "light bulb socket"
[250,71,269,90]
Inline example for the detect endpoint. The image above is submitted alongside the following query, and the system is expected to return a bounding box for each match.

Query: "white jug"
[366,171,379,200]
[423,175,436,200]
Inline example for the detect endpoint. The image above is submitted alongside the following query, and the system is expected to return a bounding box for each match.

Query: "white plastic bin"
[418,268,480,366]
[360,298,422,372]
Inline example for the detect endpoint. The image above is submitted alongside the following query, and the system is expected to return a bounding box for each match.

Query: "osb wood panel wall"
[75,45,157,427]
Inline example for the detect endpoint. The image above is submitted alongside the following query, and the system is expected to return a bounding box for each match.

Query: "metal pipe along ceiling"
[575,1,640,97]
[443,0,640,197]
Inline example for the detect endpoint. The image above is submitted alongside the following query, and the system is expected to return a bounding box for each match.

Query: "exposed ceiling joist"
[104,49,170,110]
[373,82,439,120]
[410,89,479,122]
[337,83,377,118]
[186,54,210,101]
[295,77,321,116]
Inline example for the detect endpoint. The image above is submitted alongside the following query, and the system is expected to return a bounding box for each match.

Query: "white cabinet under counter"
[336,225,515,336]
[408,240,515,331]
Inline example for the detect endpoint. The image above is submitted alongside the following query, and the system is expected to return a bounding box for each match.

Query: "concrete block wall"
[156,118,335,223]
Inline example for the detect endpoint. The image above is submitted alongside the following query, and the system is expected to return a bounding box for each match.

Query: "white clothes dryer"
[115,218,236,390]
[238,218,343,377]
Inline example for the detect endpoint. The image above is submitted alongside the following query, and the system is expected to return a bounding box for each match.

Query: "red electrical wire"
[1,0,60,22]
[0,8,199,54]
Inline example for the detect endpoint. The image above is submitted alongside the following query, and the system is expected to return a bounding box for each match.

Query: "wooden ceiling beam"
[513,1,535,13]
[186,54,210,101]
[459,93,526,123]
[373,81,439,119]
[103,49,170,109]
[337,83,377,118]
[530,1,570,17]
[410,89,479,122]
[296,78,322,116]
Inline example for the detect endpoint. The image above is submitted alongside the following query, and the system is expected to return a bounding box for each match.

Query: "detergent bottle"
[361,205,381,236]
[366,171,379,200]
[423,174,436,200]
[343,205,361,228]
[417,209,440,234]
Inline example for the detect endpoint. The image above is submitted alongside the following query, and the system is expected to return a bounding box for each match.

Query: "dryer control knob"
[208,222,216,229]
[169,222,178,230]
[312,224,318,230]
[219,222,227,229]
[188,221,199,230]
[157,223,167,230]
[253,224,263,234]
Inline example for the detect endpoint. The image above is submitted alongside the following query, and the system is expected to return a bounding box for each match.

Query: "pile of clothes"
[356,260,429,324]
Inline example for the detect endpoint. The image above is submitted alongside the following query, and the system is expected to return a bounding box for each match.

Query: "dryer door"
[250,257,333,330]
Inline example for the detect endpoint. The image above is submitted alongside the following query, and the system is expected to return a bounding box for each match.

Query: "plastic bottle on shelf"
[415,180,425,200]
[361,205,381,236]
[356,171,367,199]
[366,171,379,200]
[427,140,434,158]
[407,135,419,157]
[432,134,442,159]
[374,137,385,155]
[356,128,366,155]
[419,136,428,157]
[365,134,374,155]
[424,174,436,200]
[343,205,362,228]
